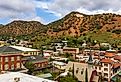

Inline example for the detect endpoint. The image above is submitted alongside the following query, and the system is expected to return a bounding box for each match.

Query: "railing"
[111,70,121,78]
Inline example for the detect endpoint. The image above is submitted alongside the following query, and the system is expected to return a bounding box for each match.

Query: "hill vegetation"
[1,11,121,48]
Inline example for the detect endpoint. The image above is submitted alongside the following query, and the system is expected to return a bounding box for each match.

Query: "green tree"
[116,76,121,82]
[60,74,78,82]
[64,53,72,58]
[24,62,36,74]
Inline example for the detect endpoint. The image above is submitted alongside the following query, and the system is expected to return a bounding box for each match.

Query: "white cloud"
[0,0,47,24]
[35,1,48,9]
[36,0,121,18]
[0,0,35,18]
[76,8,121,15]
[1,0,121,24]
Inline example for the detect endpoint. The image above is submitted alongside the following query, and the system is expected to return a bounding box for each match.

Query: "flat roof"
[0,72,55,82]
[10,46,40,52]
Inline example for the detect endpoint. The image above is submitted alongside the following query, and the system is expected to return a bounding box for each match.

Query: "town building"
[0,72,56,82]
[52,61,66,70]
[63,47,79,54]
[10,46,40,56]
[0,46,23,71]
[65,62,99,82]
[0,41,7,47]
[16,40,33,48]
[93,49,121,81]
[23,55,49,70]
[0,46,42,72]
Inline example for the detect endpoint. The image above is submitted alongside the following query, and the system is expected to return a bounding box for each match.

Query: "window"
[104,68,108,71]
[99,67,101,70]
[5,57,8,62]
[11,64,14,70]
[104,64,108,67]
[95,67,97,69]
[24,52,28,54]
[0,64,3,69]
[5,64,9,70]
[0,57,3,62]
[104,73,108,77]
[81,68,84,75]
[30,52,32,55]
[16,63,20,68]
[17,56,20,60]
[11,57,14,61]
[76,68,79,74]
[99,72,101,75]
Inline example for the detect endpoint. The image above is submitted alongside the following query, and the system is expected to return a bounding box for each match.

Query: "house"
[10,46,40,56]
[0,41,7,47]
[51,41,63,50]
[23,55,49,70]
[51,40,68,50]
[100,43,110,47]
[0,46,23,71]
[65,62,99,82]
[43,50,54,58]
[82,42,87,48]
[0,72,56,82]
[16,40,33,48]
[0,46,41,72]
[63,47,79,54]
[52,61,66,70]
[93,50,121,82]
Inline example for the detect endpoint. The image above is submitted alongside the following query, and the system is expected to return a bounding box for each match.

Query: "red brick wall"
[0,54,22,71]
[34,61,48,69]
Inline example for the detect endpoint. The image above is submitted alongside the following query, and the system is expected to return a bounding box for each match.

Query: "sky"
[1,0,121,25]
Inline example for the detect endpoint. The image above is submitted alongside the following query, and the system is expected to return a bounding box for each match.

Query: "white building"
[93,51,121,81]
[65,62,99,82]
[0,72,56,82]
[10,46,40,56]
[52,61,66,70]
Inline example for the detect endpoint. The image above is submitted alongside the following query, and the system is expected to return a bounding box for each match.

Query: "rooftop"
[0,46,22,53]
[0,72,55,82]
[105,52,115,58]
[23,55,48,63]
[10,46,39,52]
[114,55,121,61]
[100,58,114,64]
[65,62,97,82]
[113,63,121,69]
[0,46,40,54]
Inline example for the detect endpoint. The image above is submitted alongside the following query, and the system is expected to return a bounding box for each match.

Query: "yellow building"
[10,46,40,56]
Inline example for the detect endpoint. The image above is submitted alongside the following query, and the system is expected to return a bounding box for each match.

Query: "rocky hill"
[46,12,121,38]
[0,20,46,36]
[1,11,121,46]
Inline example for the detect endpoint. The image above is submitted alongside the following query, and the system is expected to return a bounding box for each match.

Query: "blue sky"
[0,0,121,25]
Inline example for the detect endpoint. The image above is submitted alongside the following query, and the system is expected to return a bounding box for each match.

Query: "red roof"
[100,59,114,64]
[93,56,100,59]
[113,63,121,69]
[114,55,121,61]
[105,52,115,57]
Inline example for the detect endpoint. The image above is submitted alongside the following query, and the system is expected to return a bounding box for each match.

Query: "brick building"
[0,46,22,71]
[0,46,48,72]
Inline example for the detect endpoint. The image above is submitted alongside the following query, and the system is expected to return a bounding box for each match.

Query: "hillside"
[46,12,121,37]
[1,11,121,47]
[0,20,46,36]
